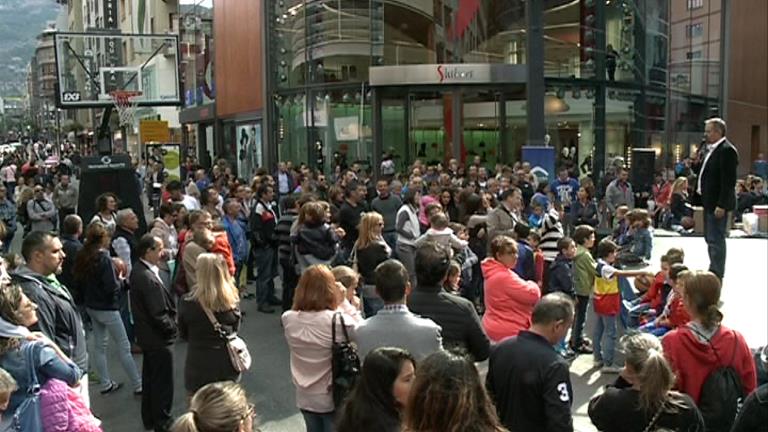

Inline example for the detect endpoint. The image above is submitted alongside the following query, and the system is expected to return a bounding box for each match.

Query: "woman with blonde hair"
[662,271,756,431]
[170,381,255,432]
[179,253,242,395]
[588,332,704,431]
[353,211,391,317]
[668,177,694,230]
[282,265,356,432]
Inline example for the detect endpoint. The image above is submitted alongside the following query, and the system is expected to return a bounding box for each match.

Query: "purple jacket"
[41,378,102,432]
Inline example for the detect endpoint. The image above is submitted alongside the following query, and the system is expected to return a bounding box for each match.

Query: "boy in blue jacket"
[547,236,578,359]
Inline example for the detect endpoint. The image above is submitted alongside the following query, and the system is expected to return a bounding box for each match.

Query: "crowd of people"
[0,120,764,432]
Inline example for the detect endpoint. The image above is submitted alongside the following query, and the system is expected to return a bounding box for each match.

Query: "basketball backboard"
[54,32,181,108]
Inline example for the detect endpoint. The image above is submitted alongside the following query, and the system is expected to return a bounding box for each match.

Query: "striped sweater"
[539,208,564,262]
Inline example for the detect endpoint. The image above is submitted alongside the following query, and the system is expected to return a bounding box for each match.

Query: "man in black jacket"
[486,293,575,432]
[695,117,739,280]
[407,241,490,361]
[130,234,178,432]
[250,183,280,313]
[12,231,89,403]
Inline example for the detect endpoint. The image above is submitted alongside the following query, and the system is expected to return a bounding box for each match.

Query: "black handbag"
[331,312,360,408]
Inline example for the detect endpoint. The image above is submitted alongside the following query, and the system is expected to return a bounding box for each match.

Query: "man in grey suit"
[354,259,443,361]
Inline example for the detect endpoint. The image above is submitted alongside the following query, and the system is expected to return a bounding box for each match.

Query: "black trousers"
[142,346,174,432]
[281,259,299,312]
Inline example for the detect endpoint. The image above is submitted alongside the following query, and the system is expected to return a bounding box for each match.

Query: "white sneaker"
[601,365,622,374]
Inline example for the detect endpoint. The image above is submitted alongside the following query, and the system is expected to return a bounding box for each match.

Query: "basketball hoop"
[109,90,142,127]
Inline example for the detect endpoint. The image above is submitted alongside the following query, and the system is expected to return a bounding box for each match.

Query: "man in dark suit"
[130,234,178,432]
[696,117,739,280]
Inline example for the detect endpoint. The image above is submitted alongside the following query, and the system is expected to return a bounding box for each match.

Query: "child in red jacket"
[627,248,684,326]
[640,263,691,336]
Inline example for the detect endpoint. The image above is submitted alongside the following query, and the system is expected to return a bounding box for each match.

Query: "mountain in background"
[0,0,62,97]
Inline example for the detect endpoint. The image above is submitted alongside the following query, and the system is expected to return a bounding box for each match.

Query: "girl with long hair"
[90,192,119,233]
[74,222,142,394]
[178,253,242,394]
[440,188,459,222]
[282,265,356,432]
[403,350,506,432]
[662,271,756,416]
[336,347,416,432]
[354,212,391,317]
[170,381,255,432]
[669,177,694,229]
[588,332,705,431]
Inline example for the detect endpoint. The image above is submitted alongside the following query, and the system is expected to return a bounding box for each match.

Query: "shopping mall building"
[182,0,766,179]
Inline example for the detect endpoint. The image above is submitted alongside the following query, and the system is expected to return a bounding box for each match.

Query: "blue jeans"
[254,246,277,306]
[618,276,637,329]
[300,409,334,432]
[704,209,728,279]
[639,321,671,337]
[593,314,618,367]
[86,308,142,391]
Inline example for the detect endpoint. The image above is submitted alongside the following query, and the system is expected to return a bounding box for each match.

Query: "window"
[686,23,703,38]
[686,50,702,60]
[687,0,703,9]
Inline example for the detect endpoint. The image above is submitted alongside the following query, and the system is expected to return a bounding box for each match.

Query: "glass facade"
[266,0,723,177]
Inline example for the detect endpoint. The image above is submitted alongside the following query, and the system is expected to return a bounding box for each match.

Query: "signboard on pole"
[140,120,171,144]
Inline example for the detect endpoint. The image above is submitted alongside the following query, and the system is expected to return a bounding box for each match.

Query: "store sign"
[103,0,118,29]
[370,64,527,86]
[437,65,475,83]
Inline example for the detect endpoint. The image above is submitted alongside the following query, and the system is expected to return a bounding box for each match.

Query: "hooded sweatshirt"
[481,258,541,342]
[662,323,756,403]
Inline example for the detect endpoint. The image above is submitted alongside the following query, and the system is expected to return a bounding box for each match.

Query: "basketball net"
[109,90,142,127]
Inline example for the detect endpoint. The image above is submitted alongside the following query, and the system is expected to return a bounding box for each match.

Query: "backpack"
[690,326,745,432]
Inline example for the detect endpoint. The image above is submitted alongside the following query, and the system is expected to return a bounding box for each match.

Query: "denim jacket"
[0,340,82,431]
[629,228,653,260]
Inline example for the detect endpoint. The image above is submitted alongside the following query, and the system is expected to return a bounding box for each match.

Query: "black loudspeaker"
[630,148,656,193]
[77,154,148,235]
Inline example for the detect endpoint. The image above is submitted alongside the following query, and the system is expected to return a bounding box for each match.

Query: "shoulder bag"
[202,307,252,373]
[12,342,43,431]
[641,400,666,432]
[331,312,360,408]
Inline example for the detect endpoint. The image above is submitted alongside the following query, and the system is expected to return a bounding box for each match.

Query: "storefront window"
[545,83,596,175]
[273,0,307,88]
[276,93,309,165]
[179,14,214,107]
[605,1,637,83]
[314,89,373,173]
[375,0,437,65]
[380,97,408,172]
[605,86,642,167]
[543,0,585,78]
[235,122,263,179]
[305,0,371,84]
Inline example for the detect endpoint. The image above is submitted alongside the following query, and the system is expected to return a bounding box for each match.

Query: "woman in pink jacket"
[282,265,357,432]
[481,235,542,342]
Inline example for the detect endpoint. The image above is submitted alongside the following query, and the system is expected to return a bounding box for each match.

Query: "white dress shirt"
[697,136,726,195]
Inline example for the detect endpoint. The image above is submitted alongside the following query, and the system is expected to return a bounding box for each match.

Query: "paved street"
[12,233,763,432]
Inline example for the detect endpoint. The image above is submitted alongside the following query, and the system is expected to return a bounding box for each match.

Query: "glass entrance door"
[409,92,447,164]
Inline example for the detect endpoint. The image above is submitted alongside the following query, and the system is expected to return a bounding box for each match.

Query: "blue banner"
[522,146,556,183]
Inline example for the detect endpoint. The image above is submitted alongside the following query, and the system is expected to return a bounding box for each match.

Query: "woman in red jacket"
[481,235,541,343]
[662,271,756,405]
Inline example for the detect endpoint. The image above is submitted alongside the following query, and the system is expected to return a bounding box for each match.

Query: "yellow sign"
[140,120,170,143]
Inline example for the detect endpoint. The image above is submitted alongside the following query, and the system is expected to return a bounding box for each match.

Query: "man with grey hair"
[696,117,738,280]
[112,207,140,346]
[486,293,575,432]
